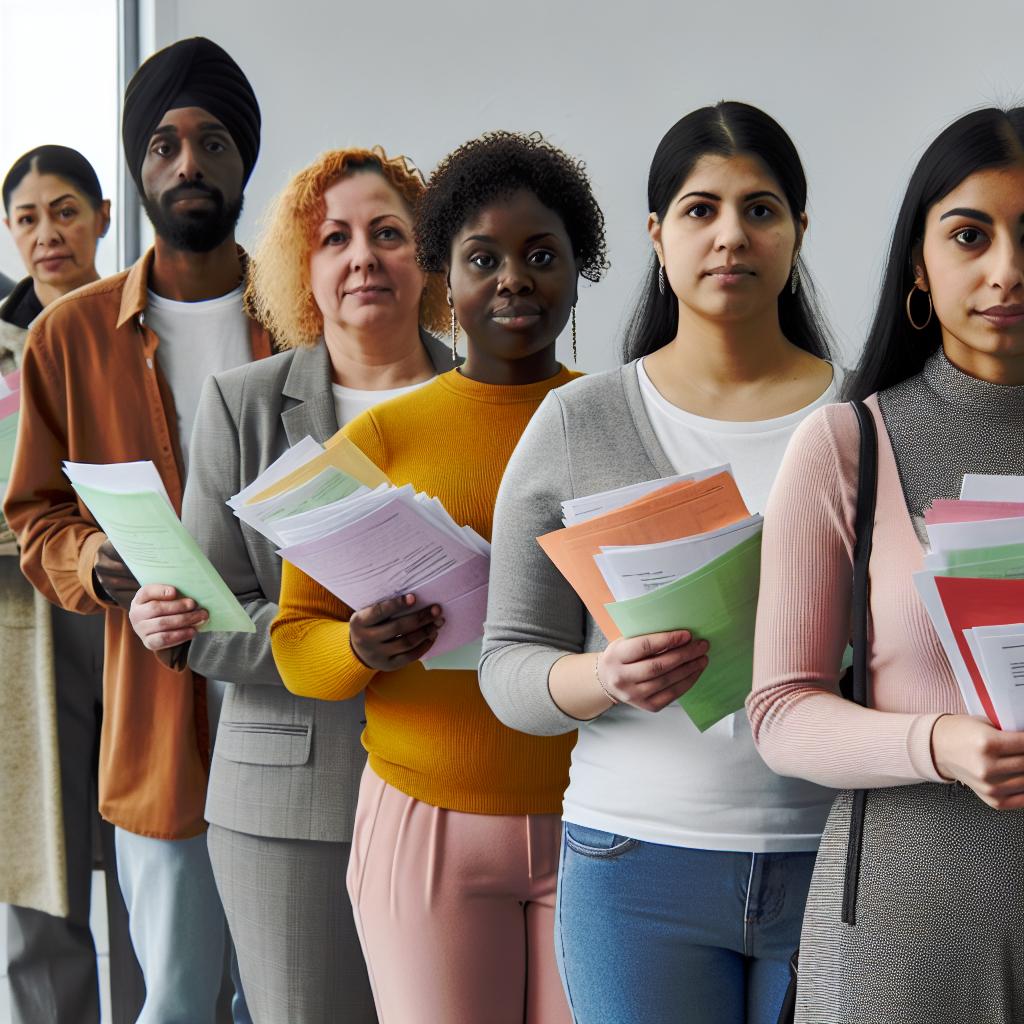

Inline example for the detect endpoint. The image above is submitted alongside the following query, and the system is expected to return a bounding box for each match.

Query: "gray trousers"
[208,824,376,1024]
[6,607,145,1024]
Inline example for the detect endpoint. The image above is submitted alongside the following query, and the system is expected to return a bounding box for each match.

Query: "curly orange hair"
[246,146,448,348]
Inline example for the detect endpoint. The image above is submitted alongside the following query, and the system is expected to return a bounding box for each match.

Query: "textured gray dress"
[795,352,1024,1023]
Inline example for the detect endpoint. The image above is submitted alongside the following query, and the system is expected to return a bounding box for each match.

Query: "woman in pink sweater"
[748,106,1024,1022]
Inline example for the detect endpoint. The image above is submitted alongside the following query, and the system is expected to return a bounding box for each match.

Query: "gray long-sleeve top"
[480,362,833,851]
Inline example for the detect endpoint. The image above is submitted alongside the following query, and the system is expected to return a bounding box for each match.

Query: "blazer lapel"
[280,343,339,446]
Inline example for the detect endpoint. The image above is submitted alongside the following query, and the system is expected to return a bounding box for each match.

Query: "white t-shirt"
[560,358,840,853]
[146,285,251,473]
[331,378,432,428]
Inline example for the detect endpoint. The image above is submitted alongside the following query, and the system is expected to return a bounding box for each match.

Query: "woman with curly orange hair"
[128,146,456,1024]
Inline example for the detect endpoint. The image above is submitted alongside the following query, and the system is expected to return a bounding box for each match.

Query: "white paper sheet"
[912,571,986,716]
[965,624,1024,730]
[960,474,1024,503]
[64,460,173,508]
[595,516,763,600]
[926,515,1024,554]
[234,468,368,545]
[560,465,731,526]
[227,435,324,510]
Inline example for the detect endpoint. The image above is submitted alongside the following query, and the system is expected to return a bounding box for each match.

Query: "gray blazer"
[184,332,458,842]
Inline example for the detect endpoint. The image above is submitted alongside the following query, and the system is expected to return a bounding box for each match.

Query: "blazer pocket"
[215,720,312,767]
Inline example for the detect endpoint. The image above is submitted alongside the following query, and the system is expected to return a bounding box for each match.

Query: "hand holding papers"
[65,461,254,634]
[539,468,761,730]
[231,434,489,664]
[913,475,1024,728]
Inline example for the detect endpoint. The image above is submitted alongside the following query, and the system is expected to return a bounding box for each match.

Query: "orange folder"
[537,472,750,639]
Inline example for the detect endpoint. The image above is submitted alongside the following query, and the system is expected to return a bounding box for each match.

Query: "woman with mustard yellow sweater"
[271,132,608,1024]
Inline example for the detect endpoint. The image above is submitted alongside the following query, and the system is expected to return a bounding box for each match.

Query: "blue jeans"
[555,823,815,1024]
[115,828,250,1024]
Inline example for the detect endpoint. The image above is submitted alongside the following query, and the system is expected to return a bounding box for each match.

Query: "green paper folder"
[72,483,255,634]
[0,411,18,483]
[943,543,1024,579]
[605,532,762,731]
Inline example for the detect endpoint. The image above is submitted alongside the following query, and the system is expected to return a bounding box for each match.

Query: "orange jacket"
[3,248,273,839]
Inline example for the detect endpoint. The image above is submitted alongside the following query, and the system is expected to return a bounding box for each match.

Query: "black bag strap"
[840,399,878,926]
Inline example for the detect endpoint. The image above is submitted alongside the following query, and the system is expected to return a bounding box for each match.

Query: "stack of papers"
[538,468,762,731]
[0,370,20,506]
[913,474,1024,730]
[64,461,255,633]
[231,435,490,668]
[0,370,19,554]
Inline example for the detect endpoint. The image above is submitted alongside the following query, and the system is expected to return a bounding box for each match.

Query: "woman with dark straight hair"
[749,106,1024,1022]
[480,102,839,1024]
[623,101,833,364]
[1,146,144,1024]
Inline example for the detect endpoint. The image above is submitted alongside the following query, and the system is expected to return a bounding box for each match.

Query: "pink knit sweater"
[747,396,958,789]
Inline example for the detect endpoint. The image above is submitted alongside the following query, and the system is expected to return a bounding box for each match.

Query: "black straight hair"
[622,101,833,364]
[2,145,104,215]
[844,106,1024,400]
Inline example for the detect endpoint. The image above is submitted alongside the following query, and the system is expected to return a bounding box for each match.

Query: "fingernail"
[700,640,709,652]
[438,618,446,628]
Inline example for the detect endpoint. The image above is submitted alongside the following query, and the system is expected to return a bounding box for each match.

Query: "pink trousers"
[346,766,572,1024]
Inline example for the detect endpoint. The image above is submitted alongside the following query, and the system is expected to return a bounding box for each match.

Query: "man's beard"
[143,181,244,253]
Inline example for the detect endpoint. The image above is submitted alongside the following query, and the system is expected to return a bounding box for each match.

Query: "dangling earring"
[448,296,458,358]
[790,261,801,295]
[571,305,578,363]
[905,286,933,330]
[658,264,666,295]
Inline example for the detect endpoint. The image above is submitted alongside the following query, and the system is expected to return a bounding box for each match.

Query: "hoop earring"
[448,298,458,358]
[905,286,933,331]
[658,265,665,295]
[571,305,578,363]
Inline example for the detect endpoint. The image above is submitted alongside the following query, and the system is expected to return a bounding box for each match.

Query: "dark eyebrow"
[462,231,558,245]
[48,194,75,207]
[14,202,37,211]
[676,191,719,205]
[151,121,229,138]
[940,207,994,225]
[675,189,783,205]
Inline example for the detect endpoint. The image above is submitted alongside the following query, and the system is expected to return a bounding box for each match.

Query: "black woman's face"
[448,189,577,365]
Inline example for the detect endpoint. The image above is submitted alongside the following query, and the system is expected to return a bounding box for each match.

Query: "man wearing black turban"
[4,36,272,1024]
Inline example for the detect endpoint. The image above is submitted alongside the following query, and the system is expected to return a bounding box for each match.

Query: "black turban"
[122,37,260,193]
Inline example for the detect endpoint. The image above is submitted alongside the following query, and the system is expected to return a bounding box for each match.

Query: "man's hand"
[93,540,141,610]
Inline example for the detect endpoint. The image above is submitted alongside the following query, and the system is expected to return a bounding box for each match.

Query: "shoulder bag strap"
[841,399,878,926]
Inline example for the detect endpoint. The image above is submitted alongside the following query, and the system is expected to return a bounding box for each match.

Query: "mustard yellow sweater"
[271,366,578,815]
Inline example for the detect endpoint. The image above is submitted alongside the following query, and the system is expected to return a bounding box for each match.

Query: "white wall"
[0,0,120,279]
[145,0,1022,370]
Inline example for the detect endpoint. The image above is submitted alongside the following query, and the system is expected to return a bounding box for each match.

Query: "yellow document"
[537,472,750,639]
[246,433,388,504]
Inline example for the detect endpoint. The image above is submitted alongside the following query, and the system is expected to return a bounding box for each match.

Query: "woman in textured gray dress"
[748,106,1024,1023]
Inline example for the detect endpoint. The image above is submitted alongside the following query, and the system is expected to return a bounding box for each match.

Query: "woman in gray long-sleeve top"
[479,103,839,1024]
[127,146,456,1024]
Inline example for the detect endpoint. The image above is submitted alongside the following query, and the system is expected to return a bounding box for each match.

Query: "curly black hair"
[416,131,609,283]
